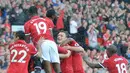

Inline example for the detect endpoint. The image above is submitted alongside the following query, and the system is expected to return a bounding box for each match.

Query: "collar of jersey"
[110,54,118,58]
[31,16,40,19]
[15,40,26,44]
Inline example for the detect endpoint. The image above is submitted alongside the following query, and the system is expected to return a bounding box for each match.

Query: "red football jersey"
[60,55,73,73]
[7,40,37,73]
[44,17,54,29]
[60,44,74,73]
[43,17,54,41]
[60,40,85,73]
[68,40,85,73]
[102,54,128,73]
[24,16,53,46]
[58,46,68,54]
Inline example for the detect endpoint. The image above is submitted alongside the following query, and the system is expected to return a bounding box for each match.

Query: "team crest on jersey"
[74,43,79,47]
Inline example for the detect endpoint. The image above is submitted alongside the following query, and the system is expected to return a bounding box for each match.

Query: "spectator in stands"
[113,35,122,55]
[77,19,88,50]
[87,24,99,50]
[69,13,80,41]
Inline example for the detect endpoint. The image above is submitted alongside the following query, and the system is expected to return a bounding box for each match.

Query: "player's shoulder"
[25,19,31,24]
[120,56,128,61]
[27,43,35,48]
[32,17,47,24]
[9,40,22,47]
[116,56,129,64]
[103,58,110,63]
[117,55,126,60]
[8,43,15,49]
[8,41,23,49]
[67,38,74,42]
[24,19,32,27]
[43,17,52,23]
[43,17,48,20]
[69,38,79,46]
[45,17,51,21]
[112,55,128,63]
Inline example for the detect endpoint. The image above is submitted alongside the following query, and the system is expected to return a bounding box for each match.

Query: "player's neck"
[48,17,53,20]
[31,14,38,17]
[110,53,117,57]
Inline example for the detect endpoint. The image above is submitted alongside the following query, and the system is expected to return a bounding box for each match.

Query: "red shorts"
[74,70,85,73]
[62,70,74,73]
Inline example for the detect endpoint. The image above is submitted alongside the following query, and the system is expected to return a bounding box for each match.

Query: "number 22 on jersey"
[116,63,127,73]
[11,49,27,63]
[34,22,47,35]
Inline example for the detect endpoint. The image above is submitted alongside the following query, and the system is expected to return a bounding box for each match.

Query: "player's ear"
[16,36,19,40]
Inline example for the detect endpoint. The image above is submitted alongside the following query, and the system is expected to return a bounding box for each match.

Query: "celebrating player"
[7,31,37,73]
[83,45,128,73]
[57,30,85,73]
[24,6,61,73]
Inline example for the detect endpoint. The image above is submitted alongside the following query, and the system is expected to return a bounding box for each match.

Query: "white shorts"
[40,40,60,64]
[31,70,45,73]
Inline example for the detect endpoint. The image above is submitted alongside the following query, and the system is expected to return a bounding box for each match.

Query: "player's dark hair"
[59,30,70,38]
[46,9,56,18]
[15,31,25,40]
[107,45,117,54]
[28,6,38,15]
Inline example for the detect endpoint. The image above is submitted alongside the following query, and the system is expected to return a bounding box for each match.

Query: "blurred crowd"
[0,0,130,73]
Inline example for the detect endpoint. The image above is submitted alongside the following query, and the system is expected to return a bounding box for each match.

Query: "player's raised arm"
[24,24,31,43]
[25,33,31,43]
[59,50,71,59]
[60,38,74,46]
[62,41,84,53]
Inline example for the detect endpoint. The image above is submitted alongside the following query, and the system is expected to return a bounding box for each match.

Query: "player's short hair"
[15,31,25,40]
[46,9,56,18]
[58,30,70,38]
[28,6,37,15]
[107,45,117,54]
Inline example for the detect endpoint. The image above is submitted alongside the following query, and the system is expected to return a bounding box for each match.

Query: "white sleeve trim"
[98,62,106,69]
[25,33,31,36]
[33,52,39,56]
